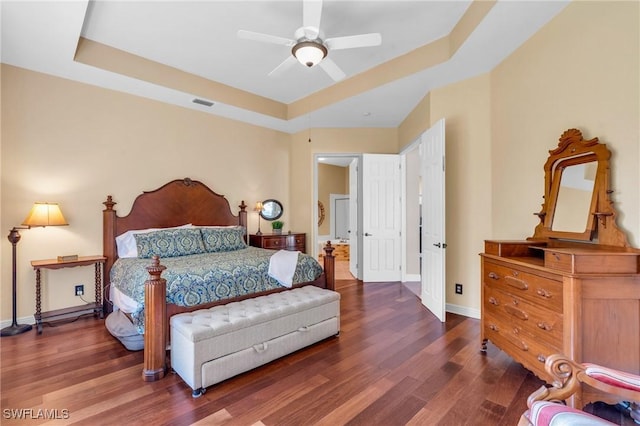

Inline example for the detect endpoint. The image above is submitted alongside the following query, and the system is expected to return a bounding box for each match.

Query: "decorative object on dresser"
[271,220,284,234]
[31,255,106,334]
[480,129,640,410]
[102,178,334,382]
[250,232,306,253]
[2,202,68,337]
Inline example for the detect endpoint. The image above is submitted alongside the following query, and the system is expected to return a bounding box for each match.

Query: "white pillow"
[115,224,193,258]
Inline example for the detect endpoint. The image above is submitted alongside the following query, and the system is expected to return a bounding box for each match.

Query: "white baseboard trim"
[446,303,480,320]
[0,315,36,331]
[402,274,420,282]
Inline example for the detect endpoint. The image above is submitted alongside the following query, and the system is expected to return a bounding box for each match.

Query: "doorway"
[315,155,358,280]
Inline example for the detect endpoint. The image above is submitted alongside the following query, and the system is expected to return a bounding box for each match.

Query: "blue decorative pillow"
[134,228,206,258]
[200,226,247,252]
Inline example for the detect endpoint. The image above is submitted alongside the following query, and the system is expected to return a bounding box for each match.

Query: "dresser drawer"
[483,259,563,313]
[483,311,559,381]
[484,285,563,349]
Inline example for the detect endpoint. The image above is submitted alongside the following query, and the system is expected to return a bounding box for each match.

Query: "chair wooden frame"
[519,354,640,425]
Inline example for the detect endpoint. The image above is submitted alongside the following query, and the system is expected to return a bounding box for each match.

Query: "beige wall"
[491,1,639,247]
[1,65,288,318]
[429,73,492,313]
[2,1,638,324]
[317,164,348,237]
[395,0,639,316]
[0,66,398,322]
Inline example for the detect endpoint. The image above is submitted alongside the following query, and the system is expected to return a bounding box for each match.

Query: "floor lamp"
[1,202,68,337]
[255,201,263,235]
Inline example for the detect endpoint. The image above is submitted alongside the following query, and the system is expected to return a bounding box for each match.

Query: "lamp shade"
[255,202,263,212]
[292,41,327,68]
[22,203,68,227]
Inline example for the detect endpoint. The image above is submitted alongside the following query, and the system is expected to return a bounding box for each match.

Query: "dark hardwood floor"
[1,280,635,425]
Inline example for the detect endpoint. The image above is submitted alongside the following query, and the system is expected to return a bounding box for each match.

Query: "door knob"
[433,243,441,248]
[365,232,373,236]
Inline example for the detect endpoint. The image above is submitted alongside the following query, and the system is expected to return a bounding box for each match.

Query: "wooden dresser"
[481,129,640,409]
[250,233,306,253]
[481,241,639,382]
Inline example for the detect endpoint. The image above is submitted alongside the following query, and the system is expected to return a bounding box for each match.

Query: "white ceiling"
[1,0,569,133]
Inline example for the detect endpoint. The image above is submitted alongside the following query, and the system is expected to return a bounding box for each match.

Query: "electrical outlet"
[455,283,463,295]
[75,284,84,296]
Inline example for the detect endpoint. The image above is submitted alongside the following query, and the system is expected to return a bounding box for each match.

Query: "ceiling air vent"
[192,98,214,107]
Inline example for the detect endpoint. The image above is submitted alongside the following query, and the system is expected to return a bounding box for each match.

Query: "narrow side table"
[32,255,106,334]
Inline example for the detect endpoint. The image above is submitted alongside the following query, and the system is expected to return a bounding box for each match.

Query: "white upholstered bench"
[170,285,340,397]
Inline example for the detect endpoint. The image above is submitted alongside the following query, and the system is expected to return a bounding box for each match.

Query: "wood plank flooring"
[1,280,634,425]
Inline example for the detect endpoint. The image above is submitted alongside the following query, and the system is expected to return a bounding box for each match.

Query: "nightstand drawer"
[249,233,306,253]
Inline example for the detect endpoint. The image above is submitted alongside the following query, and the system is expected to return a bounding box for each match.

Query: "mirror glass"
[260,199,283,220]
[551,161,597,232]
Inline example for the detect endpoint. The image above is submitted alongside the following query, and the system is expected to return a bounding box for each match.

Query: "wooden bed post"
[102,196,117,315]
[323,242,335,291]
[239,201,248,240]
[143,256,167,382]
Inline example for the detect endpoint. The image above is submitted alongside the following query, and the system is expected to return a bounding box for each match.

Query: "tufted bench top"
[170,286,340,343]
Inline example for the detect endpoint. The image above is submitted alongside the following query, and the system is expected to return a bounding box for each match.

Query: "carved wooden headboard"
[102,178,248,307]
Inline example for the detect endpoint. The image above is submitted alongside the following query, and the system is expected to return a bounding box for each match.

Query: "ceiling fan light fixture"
[292,41,327,68]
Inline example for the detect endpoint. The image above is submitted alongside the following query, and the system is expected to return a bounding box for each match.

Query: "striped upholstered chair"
[519,354,640,426]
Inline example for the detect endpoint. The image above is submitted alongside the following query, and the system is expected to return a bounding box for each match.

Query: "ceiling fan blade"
[302,0,322,39]
[319,57,346,82]
[325,33,382,50]
[268,55,298,78]
[237,29,295,47]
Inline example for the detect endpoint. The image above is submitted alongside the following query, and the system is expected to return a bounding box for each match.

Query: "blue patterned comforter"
[110,247,323,333]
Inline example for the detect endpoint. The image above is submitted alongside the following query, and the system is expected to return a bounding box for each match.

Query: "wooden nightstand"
[249,233,306,253]
[31,255,106,334]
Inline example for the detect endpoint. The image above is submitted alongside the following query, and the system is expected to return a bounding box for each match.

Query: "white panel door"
[362,154,402,282]
[349,159,359,278]
[421,118,446,321]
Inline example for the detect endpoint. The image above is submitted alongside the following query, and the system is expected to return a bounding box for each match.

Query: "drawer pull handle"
[536,288,552,298]
[537,354,546,363]
[488,272,499,280]
[488,297,499,306]
[504,276,528,290]
[513,339,529,352]
[505,333,528,351]
[505,305,528,321]
[488,324,499,332]
[537,322,552,331]
[552,253,560,261]
[253,342,268,353]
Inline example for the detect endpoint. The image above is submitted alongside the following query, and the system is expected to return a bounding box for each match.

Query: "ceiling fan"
[237,0,382,82]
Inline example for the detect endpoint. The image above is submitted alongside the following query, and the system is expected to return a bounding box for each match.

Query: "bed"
[102,178,335,381]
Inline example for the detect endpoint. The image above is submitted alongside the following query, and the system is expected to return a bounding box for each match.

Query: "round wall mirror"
[260,199,283,220]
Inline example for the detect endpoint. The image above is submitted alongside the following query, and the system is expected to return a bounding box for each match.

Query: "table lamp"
[255,202,263,236]
[1,202,68,337]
